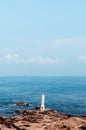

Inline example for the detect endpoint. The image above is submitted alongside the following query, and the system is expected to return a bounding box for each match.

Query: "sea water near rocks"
[0,76,86,117]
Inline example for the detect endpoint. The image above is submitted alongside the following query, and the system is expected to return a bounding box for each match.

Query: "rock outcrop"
[15,102,29,107]
[0,109,86,130]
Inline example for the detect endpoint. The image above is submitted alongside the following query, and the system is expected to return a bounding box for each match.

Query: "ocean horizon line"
[0,75,86,77]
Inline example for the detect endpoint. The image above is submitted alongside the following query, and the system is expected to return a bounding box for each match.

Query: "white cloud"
[0,54,20,63]
[53,37,86,45]
[27,56,64,64]
[0,54,64,64]
[4,54,20,60]
[78,55,86,62]
[50,37,86,51]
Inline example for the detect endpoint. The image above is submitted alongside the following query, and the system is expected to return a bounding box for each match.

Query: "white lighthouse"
[40,93,45,111]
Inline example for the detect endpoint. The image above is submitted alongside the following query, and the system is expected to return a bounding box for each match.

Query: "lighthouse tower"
[40,93,45,111]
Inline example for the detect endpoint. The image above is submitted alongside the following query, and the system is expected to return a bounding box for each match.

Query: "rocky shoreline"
[0,107,86,130]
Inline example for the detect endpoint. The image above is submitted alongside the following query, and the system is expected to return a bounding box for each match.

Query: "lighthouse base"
[40,105,45,111]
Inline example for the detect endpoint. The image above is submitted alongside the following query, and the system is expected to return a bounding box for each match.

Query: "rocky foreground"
[0,108,86,130]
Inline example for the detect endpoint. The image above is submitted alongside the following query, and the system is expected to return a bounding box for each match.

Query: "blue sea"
[0,76,86,117]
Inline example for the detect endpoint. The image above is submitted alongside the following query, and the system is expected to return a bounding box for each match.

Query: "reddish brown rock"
[0,109,86,130]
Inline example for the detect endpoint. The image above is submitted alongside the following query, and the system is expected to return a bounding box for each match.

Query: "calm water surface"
[0,76,86,116]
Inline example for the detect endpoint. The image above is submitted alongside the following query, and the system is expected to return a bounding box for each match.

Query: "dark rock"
[23,110,29,116]
[15,110,24,114]
[58,124,67,129]
[6,111,14,114]
[79,125,86,130]
[65,114,73,118]
[0,116,6,124]
[24,124,30,127]
[12,124,25,130]
[16,102,29,107]
[35,106,40,110]
[0,116,13,128]
[66,127,70,130]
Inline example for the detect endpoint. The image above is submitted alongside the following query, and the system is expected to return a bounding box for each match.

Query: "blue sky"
[0,0,86,76]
